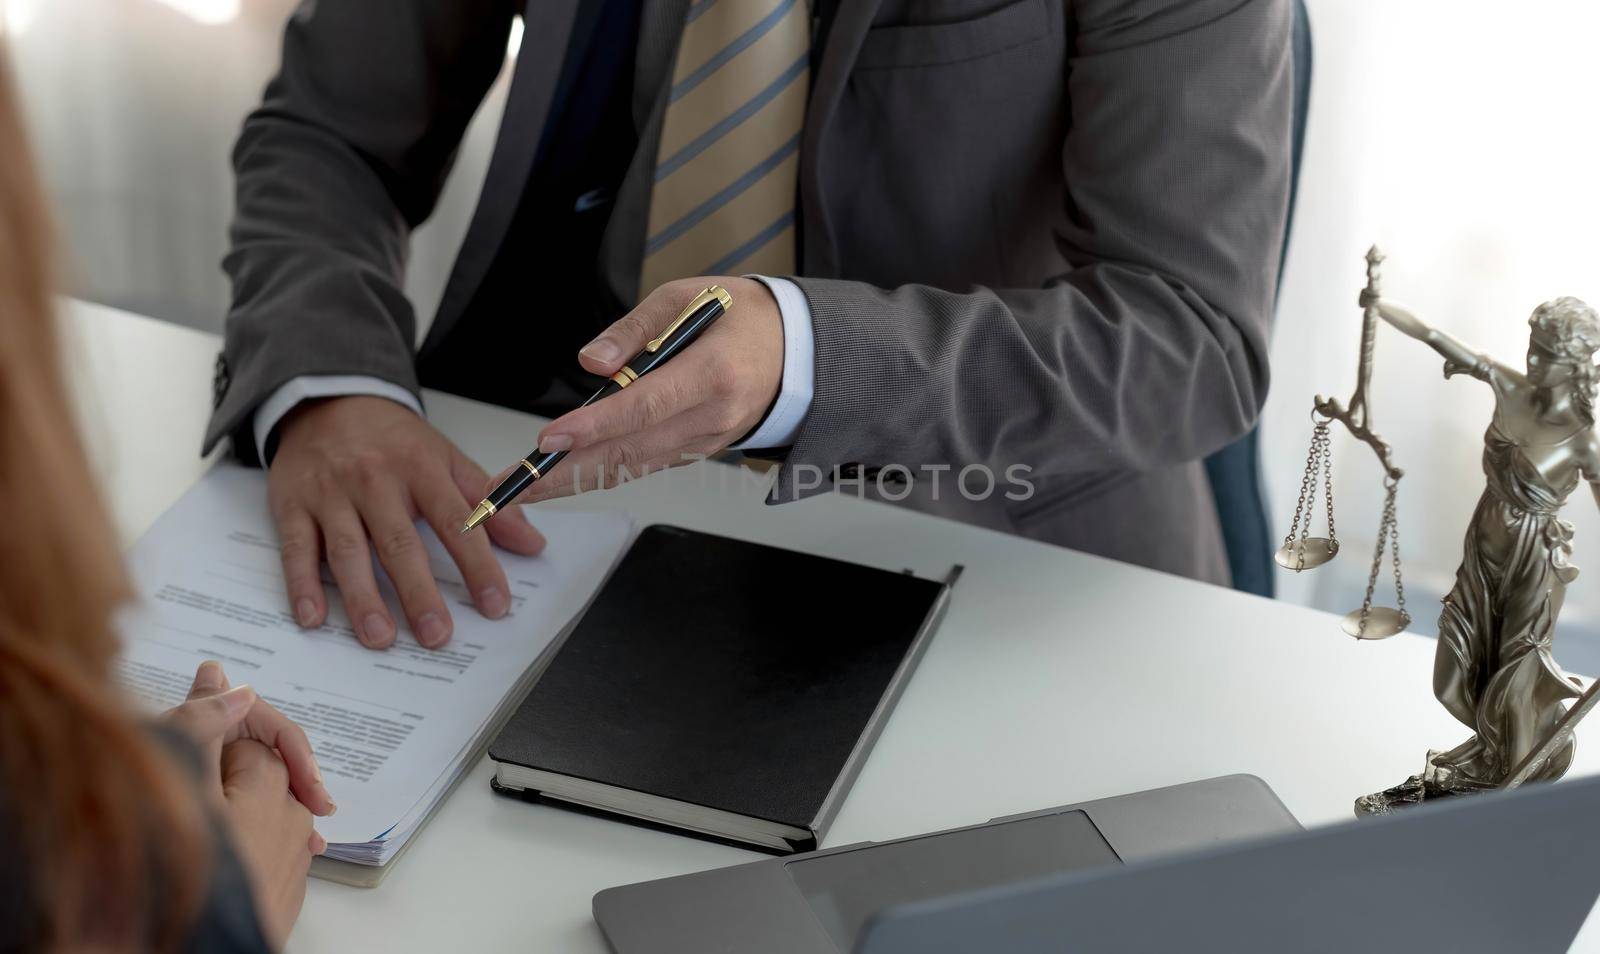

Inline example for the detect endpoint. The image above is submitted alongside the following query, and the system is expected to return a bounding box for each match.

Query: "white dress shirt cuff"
[729,275,814,450]
[252,375,423,465]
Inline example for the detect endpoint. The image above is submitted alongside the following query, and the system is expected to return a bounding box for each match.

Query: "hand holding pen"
[465,277,784,528]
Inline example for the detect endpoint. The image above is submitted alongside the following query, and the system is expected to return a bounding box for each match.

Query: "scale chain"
[1357,480,1408,636]
[1320,424,1336,547]
[1389,490,1407,621]
[1284,427,1316,554]
[1284,420,1332,568]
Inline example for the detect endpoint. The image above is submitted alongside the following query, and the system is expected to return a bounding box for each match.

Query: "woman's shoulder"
[0,783,48,951]
[0,725,272,954]
[148,725,276,954]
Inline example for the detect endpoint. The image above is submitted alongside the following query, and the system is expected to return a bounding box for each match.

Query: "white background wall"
[1266,0,1600,673]
[0,0,513,334]
[6,0,1600,666]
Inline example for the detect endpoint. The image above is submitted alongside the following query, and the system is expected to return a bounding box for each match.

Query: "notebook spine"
[805,565,962,843]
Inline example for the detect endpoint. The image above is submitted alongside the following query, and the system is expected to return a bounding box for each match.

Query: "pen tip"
[461,500,496,534]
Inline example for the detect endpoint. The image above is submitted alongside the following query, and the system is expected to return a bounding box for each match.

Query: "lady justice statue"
[1355,289,1600,813]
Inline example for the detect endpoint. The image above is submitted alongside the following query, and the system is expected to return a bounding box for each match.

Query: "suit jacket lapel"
[438,0,873,323]
[800,0,884,278]
[599,0,690,306]
[613,0,883,298]
[425,0,581,350]
[634,0,692,126]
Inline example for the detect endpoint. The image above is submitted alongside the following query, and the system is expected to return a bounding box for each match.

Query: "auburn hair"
[0,48,207,949]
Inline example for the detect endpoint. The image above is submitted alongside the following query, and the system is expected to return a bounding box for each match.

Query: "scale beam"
[1313,395,1403,481]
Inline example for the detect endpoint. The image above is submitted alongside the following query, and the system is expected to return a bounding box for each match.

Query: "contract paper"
[117,464,631,865]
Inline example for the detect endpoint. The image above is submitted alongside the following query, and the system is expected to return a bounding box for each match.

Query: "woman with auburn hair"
[0,53,333,952]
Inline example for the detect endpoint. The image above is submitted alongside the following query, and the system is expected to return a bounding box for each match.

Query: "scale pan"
[1341,606,1409,640]
[1274,537,1338,571]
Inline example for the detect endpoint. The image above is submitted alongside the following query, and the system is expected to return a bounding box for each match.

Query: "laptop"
[592,774,1299,953]
[593,773,1600,954]
[857,771,1600,954]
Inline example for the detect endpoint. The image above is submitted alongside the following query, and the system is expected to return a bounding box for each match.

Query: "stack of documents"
[117,465,631,867]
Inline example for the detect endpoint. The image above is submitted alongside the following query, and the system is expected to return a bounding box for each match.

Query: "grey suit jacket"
[208,0,1293,586]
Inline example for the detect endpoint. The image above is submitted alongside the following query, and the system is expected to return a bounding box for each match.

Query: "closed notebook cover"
[488,524,946,836]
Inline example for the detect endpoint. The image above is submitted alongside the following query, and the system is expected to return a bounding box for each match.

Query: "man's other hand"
[268,396,546,649]
[522,277,784,502]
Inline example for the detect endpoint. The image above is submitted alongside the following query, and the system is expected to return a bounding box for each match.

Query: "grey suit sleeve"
[775,0,1292,498]
[203,0,518,462]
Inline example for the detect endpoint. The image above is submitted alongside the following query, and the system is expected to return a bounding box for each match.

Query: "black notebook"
[488,524,956,853]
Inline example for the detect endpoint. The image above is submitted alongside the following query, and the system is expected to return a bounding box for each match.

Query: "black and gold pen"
[460,285,734,533]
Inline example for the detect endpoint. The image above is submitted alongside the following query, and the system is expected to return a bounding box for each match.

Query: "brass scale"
[1276,246,1410,640]
[1282,246,1600,790]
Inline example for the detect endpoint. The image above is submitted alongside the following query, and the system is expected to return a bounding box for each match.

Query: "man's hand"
[269,396,546,649]
[519,277,784,502]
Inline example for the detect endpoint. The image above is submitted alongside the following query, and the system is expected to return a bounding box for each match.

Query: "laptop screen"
[784,810,1122,950]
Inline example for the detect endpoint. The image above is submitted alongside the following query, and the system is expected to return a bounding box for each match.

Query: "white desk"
[65,299,1600,952]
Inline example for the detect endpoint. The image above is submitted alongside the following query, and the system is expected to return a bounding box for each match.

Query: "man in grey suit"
[207,0,1293,650]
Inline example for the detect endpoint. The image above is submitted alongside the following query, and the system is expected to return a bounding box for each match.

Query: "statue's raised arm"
[1359,289,1514,385]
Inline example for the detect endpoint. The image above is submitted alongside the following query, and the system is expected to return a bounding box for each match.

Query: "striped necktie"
[639,0,810,293]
